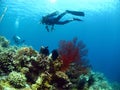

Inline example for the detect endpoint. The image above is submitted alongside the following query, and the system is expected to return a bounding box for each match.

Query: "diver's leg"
[56,20,73,25]
[56,18,83,25]
[66,10,85,16]
[46,11,59,17]
[55,11,67,21]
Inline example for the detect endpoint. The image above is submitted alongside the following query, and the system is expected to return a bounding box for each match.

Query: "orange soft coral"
[58,37,82,71]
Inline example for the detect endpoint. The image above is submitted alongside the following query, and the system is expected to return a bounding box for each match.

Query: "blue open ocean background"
[0,0,120,82]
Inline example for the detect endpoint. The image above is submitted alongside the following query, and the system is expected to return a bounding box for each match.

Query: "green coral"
[8,71,27,88]
[0,36,18,75]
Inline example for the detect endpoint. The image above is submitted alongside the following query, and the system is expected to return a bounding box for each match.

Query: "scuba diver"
[41,10,85,32]
[12,35,25,45]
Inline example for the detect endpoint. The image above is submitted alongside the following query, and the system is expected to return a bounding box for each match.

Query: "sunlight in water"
[55,0,119,12]
[1,0,119,19]
[48,0,57,4]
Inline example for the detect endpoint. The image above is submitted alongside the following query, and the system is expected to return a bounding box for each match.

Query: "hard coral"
[8,71,27,88]
[0,49,15,74]
[58,37,85,71]
[13,47,38,71]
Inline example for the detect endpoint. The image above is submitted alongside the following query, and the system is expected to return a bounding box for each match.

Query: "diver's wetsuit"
[41,10,84,32]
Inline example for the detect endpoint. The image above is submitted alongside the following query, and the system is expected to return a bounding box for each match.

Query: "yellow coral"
[31,84,39,90]
[31,73,46,90]
[44,81,53,90]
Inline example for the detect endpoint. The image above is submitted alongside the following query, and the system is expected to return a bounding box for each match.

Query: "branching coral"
[58,37,88,71]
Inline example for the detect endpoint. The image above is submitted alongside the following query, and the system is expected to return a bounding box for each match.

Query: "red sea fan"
[58,37,82,71]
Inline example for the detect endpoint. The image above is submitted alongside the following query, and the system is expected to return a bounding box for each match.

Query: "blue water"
[0,0,120,82]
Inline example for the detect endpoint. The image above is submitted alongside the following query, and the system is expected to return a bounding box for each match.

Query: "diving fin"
[66,10,85,16]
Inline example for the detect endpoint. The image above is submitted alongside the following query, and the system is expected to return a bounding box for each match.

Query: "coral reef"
[0,36,114,90]
[111,82,120,90]
[88,72,112,90]
[66,62,91,89]
[58,37,91,89]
